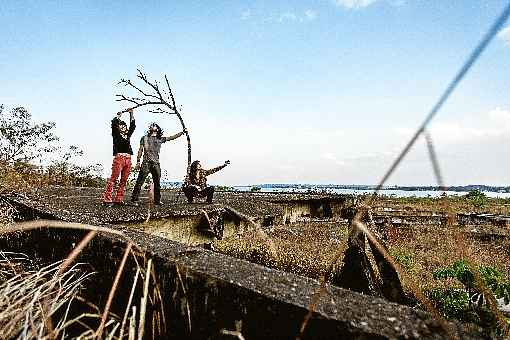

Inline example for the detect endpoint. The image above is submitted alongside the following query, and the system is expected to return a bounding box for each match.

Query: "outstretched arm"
[162,128,186,142]
[204,160,230,176]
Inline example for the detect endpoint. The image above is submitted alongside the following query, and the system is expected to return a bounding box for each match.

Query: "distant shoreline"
[162,182,510,194]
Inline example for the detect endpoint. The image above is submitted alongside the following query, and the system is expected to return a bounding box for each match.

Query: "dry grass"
[0,249,165,339]
[0,197,16,227]
[0,252,94,339]
[0,218,167,339]
[374,195,510,215]
[214,221,349,280]
[386,225,510,292]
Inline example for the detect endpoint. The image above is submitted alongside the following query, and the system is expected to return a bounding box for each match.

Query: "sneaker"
[102,202,113,208]
[129,201,140,207]
[113,202,125,207]
[154,201,164,206]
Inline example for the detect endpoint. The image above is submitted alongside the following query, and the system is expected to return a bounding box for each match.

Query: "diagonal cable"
[373,2,510,193]
[424,130,447,192]
[300,2,510,339]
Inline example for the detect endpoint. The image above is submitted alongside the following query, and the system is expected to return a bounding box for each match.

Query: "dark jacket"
[188,164,227,190]
[112,117,136,155]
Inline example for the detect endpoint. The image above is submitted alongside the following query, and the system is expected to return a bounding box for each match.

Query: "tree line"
[0,105,104,192]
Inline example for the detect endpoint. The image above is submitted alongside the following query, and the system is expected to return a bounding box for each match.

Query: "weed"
[430,260,510,335]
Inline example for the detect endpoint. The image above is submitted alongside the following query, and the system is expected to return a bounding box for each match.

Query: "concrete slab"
[0,225,484,339]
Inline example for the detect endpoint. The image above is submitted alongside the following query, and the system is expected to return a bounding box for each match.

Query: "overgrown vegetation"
[214,222,349,280]
[429,260,510,335]
[464,189,489,209]
[389,247,416,274]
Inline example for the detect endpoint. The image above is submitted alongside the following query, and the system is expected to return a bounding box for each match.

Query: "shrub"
[430,260,510,334]
[464,190,488,209]
[390,247,415,273]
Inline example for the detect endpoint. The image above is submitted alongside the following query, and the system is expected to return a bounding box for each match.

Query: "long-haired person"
[102,108,136,206]
[130,123,186,206]
[183,159,230,203]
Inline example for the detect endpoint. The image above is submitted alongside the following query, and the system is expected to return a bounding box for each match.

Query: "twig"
[138,258,152,340]
[4,220,143,253]
[57,230,97,276]
[129,306,137,340]
[96,242,133,338]
[220,329,246,340]
[150,264,166,333]
[44,230,97,339]
[119,267,141,340]
[176,265,192,334]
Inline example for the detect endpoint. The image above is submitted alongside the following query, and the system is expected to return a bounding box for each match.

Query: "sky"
[1,0,510,186]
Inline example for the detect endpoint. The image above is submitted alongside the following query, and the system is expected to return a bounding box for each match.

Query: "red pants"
[103,154,132,203]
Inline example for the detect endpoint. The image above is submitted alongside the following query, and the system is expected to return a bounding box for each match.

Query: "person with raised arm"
[130,123,186,206]
[102,108,136,206]
[183,160,230,203]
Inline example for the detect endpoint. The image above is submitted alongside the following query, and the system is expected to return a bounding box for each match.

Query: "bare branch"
[115,94,166,112]
[122,78,161,101]
[117,69,192,176]
[148,108,175,115]
[136,69,164,101]
[164,75,177,111]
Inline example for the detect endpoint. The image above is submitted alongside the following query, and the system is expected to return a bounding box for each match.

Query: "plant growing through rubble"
[389,247,415,273]
[429,260,510,334]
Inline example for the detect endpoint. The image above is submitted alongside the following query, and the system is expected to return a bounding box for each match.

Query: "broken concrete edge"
[5,193,229,224]
[0,219,483,339]
[102,226,491,339]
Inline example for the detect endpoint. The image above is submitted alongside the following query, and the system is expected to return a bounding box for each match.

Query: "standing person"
[130,123,186,206]
[183,160,230,203]
[102,108,136,206]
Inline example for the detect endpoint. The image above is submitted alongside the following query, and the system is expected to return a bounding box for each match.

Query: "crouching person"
[102,108,135,206]
[183,160,230,203]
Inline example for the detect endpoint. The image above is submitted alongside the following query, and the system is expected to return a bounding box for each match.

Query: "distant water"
[232,186,510,199]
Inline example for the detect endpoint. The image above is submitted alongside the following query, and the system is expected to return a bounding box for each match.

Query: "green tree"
[0,105,58,163]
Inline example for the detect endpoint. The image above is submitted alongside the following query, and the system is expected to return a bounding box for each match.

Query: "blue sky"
[2,1,510,186]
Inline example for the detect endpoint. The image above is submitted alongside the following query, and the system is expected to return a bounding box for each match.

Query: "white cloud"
[395,107,510,145]
[497,26,510,45]
[277,10,317,23]
[241,10,251,20]
[333,0,378,9]
[304,9,317,21]
[322,152,346,166]
[488,107,510,129]
[279,12,298,23]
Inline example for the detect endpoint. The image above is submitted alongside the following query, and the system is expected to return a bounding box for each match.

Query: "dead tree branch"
[117,69,192,179]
